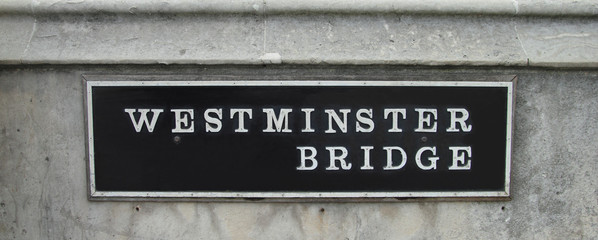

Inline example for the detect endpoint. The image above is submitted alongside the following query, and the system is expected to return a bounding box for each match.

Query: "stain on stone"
[16,129,20,132]
[0,202,4,207]
[243,198,264,201]
[45,157,49,161]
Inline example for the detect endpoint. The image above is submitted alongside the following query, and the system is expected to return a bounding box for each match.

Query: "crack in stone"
[513,24,530,66]
[22,18,38,64]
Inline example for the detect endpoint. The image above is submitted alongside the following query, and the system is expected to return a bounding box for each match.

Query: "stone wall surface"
[0,66,596,239]
[0,14,597,67]
[0,3,597,239]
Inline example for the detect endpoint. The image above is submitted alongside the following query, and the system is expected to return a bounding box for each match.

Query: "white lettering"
[382,146,407,170]
[448,146,472,170]
[415,108,437,132]
[230,108,252,133]
[325,109,351,133]
[356,109,374,133]
[263,108,292,133]
[325,147,352,170]
[415,146,439,170]
[446,108,472,132]
[124,108,163,133]
[301,108,315,132]
[296,146,318,170]
[384,108,406,132]
[171,109,194,133]
[360,146,374,170]
[204,108,223,132]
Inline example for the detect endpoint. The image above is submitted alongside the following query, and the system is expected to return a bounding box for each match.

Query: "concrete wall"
[1,66,597,239]
[1,2,597,239]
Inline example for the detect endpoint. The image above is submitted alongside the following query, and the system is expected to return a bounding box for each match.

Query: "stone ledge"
[0,0,597,16]
[1,11,597,68]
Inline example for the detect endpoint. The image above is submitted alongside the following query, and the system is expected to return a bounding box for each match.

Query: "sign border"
[84,76,515,200]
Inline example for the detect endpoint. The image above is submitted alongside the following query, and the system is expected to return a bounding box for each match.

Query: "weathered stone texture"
[1,14,597,67]
[0,67,596,239]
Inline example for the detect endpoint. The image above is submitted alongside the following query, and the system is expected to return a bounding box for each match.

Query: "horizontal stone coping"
[0,0,597,16]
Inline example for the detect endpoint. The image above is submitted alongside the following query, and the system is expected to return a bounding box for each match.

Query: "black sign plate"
[85,78,514,199]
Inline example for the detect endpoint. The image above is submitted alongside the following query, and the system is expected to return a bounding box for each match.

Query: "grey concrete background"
[1,2,598,238]
[2,0,598,16]
[0,66,597,239]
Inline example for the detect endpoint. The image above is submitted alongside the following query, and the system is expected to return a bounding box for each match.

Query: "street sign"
[85,77,514,200]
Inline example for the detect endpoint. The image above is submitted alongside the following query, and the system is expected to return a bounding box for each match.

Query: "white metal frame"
[85,79,514,199]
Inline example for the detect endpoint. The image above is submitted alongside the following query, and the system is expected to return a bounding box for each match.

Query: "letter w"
[124,108,164,132]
